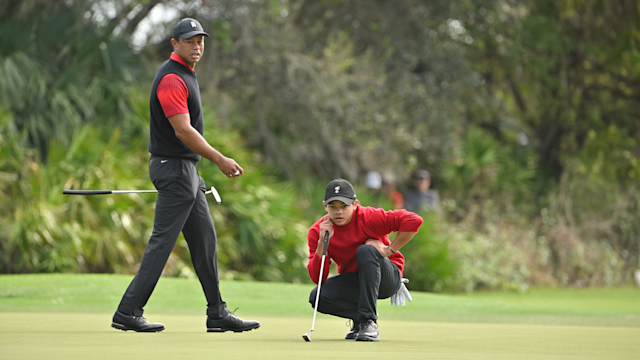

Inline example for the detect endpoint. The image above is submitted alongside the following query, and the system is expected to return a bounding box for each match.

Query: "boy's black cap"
[324,179,357,205]
[172,18,210,39]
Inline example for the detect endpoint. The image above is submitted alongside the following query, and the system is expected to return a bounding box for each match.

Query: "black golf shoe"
[345,320,360,340]
[355,319,379,341]
[206,313,260,333]
[111,310,165,332]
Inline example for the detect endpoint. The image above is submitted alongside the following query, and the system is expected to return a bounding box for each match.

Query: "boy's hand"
[317,216,334,257]
[364,239,393,257]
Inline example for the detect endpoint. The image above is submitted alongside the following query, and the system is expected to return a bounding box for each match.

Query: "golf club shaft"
[63,190,158,195]
[309,231,330,332]
[63,189,217,196]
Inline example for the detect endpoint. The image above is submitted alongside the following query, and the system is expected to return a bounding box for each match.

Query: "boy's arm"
[364,207,423,257]
[365,207,423,235]
[307,219,331,284]
[365,231,417,257]
[387,230,417,254]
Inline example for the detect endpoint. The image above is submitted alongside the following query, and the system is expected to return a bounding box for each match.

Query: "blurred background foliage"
[1,0,639,292]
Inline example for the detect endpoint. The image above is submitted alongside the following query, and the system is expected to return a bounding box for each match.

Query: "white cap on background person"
[365,171,382,190]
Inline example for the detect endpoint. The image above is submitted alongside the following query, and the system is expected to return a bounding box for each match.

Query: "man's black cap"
[172,18,210,39]
[414,170,430,180]
[324,179,357,205]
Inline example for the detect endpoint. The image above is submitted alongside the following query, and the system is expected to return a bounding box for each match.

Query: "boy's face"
[324,199,359,226]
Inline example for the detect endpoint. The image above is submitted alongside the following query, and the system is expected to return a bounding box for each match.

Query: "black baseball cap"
[324,179,357,205]
[414,170,430,180]
[172,18,210,40]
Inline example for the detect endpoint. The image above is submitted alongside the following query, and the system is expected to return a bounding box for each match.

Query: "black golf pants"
[117,156,228,319]
[308,244,401,322]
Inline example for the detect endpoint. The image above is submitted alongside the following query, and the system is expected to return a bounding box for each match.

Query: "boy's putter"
[302,231,330,342]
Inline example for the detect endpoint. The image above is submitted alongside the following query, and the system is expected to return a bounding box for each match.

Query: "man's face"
[416,177,430,192]
[171,35,205,69]
[324,200,358,226]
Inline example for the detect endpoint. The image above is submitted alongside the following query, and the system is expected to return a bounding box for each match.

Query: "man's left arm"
[167,113,243,177]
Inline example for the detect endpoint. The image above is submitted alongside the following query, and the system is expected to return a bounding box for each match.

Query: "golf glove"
[390,278,412,307]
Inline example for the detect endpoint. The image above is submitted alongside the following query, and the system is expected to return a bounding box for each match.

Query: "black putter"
[63,186,222,203]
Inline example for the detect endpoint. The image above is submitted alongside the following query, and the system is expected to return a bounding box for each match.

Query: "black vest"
[148,58,204,161]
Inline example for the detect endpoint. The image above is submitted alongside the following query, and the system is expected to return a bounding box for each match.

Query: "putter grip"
[63,190,113,195]
[322,231,329,256]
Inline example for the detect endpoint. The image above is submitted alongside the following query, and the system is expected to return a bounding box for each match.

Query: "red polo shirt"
[307,205,423,284]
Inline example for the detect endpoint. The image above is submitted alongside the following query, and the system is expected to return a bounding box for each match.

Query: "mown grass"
[1,274,639,360]
[1,274,639,326]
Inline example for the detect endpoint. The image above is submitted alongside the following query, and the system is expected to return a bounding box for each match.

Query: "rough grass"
[1,274,639,360]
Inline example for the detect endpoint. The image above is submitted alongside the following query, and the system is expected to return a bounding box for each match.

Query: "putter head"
[205,186,222,204]
[302,332,311,342]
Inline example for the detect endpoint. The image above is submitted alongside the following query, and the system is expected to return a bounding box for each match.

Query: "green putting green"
[1,313,639,360]
[1,274,639,359]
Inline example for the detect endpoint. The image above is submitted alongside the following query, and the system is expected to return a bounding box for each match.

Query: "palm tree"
[0,0,153,161]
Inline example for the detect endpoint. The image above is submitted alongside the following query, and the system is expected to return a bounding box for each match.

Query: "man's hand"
[390,278,412,306]
[216,156,243,178]
[167,113,244,178]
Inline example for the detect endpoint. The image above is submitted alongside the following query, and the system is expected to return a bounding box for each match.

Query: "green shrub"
[0,107,311,282]
[401,211,458,293]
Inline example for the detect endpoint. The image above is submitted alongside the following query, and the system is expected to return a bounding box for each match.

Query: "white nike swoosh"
[161,160,168,163]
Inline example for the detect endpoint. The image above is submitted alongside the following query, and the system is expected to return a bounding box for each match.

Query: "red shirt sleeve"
[157,74,189,118]
[363,207,423,235]
[360,207,421,276]
[307,216,332,284]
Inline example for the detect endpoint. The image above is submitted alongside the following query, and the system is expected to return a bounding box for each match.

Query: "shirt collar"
[170,52,195,72]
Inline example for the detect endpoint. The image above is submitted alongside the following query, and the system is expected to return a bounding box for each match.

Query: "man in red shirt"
[111,18,259,333]
[307,179,423,341]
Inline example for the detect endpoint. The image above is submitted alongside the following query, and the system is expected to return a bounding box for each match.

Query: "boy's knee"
[356,244,378,262]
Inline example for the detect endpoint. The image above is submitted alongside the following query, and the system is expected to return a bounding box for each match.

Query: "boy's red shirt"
[307,205,423,284]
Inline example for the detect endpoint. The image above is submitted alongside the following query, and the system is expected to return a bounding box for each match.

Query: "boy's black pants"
[308,244,401,322]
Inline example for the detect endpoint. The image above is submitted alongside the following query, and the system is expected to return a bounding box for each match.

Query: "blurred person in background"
[366,171,404,209]
[382,179,404,209]
[403,170,439,213]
